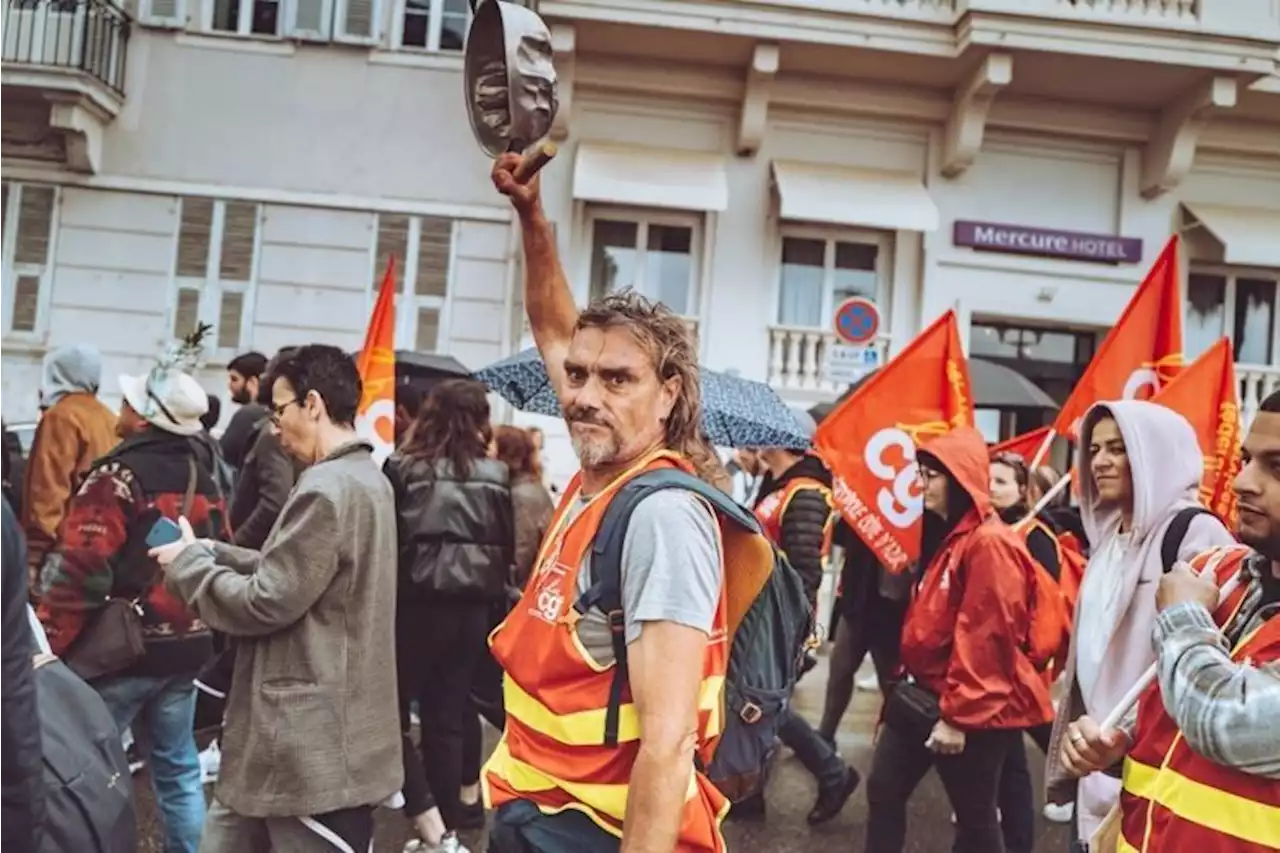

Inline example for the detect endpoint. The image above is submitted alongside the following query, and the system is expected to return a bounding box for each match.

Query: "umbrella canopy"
[476,348,810,449]
[395,350,472,396]
[808,356,1059,423]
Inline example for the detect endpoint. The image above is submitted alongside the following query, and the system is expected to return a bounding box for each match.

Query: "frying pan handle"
[513,140,558,184]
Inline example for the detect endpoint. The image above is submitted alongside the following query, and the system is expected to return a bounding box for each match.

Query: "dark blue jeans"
[95,675,203,853]
[778,707,847,789]
[488,800,618,853]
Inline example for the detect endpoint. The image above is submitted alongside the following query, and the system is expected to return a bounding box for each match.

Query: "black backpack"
[573,469,813,803]
[1160,506,1218,573]
[33,652,136,853]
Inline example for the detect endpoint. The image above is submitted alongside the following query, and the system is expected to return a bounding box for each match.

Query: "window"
[373,213,454,351]
[775,232,887,329]
[587,212,700,317]
[1,181,57,338]
[396,0,469,51]
[1186,269,1278,366]
[172,196,259,352]
[208,0,281,35]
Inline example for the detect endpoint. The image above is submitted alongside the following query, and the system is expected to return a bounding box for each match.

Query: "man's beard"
[566,405,620,468]
[231,388,252,405]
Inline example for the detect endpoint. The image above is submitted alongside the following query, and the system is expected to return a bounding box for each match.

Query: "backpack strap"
[574,469,757,747]
[1160,506,1215,574]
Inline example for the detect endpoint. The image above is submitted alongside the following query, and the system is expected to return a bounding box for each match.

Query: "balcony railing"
[2,0,130,95]
[1240,364,1280,430]
[767,325,892,394]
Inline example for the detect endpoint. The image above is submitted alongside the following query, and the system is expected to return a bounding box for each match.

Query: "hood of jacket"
[754,451,832,507]
[40,344,103,409]
[918,426,992,524]
[1076,400,1203,545]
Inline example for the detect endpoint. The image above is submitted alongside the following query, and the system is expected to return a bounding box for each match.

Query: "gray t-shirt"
[570,489,722,666]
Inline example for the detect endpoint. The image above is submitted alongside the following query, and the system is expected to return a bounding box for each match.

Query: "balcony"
[1,0,130,173]
[767,325,892,396]
[1240,363,1280,429]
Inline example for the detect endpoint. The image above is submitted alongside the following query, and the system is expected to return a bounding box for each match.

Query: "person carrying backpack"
[1043,400,1236,851]
[864,426,1053,853]
[483,150,808,853]
[739,445,859,824]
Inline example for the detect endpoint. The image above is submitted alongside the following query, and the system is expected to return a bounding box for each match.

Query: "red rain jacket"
[899,426,1053,731]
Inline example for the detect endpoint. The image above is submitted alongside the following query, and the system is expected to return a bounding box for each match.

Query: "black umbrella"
[395,350,471,396]
[808,357,1059,423]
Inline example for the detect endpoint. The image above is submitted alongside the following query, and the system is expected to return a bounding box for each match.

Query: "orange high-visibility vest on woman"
[1118,546,1280,853]
[481,451,731,851]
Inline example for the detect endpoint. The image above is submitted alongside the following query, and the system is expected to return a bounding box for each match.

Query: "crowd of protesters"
[1,148,1276,853]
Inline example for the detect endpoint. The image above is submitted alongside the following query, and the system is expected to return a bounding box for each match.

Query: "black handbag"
[883,678,941,743]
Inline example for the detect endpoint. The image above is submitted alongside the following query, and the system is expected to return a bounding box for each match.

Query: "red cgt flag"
[1054,236,1184,439]
[355,257,397,463]
[1151,337,1242,529]
[991,426,1053,463]
[815,310,973,573]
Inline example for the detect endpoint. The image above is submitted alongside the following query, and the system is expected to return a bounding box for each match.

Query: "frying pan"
[463,0,559,182]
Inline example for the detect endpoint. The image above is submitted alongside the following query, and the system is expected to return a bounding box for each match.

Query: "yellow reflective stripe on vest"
[485,737,701,824]
[1123,757,1280,849]
[504,675,726,747]
[1117,833,1140,853]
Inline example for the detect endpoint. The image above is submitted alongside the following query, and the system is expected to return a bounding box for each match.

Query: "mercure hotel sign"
[953,220,1143,264]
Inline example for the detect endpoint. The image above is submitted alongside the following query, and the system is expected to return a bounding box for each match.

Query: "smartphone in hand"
[145,517,184,549]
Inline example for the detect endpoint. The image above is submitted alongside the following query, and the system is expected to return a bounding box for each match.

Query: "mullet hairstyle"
[575,289,725,488]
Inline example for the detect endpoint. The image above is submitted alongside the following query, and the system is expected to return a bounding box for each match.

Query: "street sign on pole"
[832,296,881,346]
[825,343,882,384]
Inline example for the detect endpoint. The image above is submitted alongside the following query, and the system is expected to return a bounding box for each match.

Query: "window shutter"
[336,0,377,40]
[143,0,185,26]
[15,185,55,266]
[177,197,213,278]
[173,288,201,338]
[219,202,257,282]
[218,291,244,349]
[415,216,450,297]
[288,0,332,40]
[376,214,409,292]
[11,276,41,333]
[415,307,440,352]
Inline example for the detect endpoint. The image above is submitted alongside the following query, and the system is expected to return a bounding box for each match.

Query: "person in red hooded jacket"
[864,426,1052,853]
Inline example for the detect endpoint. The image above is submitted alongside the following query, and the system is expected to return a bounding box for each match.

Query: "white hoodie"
[1046,399,1236,841]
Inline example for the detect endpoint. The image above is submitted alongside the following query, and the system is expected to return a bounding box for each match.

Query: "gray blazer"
[166,440,402,818]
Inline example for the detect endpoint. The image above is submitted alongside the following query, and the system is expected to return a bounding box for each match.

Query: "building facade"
[4,0,1280,487]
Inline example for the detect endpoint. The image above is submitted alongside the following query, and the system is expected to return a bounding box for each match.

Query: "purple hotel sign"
[953,220,1143,265]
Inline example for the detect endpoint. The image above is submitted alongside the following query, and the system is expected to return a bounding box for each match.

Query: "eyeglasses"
[269,398,299,425]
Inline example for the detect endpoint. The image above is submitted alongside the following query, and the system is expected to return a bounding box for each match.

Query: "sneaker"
[807,765,860,825]
[199,741,221,785]
[403,832,470,853]
[855,673,879,692]
[456,799,485,830]
[1043,801,1075,823]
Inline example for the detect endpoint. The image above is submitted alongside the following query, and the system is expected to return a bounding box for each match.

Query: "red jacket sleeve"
[37,461,138,655]
[939,528,1032,729]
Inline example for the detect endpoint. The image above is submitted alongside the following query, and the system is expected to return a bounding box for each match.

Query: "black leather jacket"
[384,454,514,602]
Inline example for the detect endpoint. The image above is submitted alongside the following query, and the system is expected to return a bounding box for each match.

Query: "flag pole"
[1098,550,1243,731]
[1027,427,1057,471]
[1012,470,1073,533]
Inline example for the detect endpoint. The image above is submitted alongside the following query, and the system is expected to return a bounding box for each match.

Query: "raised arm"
[491,153,578,398]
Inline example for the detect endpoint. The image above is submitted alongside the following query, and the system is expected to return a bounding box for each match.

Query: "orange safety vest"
[481,451,731,851]
[1118,546,1280,853]
[751,476,834,557]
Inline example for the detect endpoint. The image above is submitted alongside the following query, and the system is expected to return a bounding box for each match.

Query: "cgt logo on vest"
[529,563,567,624]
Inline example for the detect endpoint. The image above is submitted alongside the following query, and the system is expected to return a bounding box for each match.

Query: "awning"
[771,161,939,232]
[572,143,729,212]
[1182,202,1280,267]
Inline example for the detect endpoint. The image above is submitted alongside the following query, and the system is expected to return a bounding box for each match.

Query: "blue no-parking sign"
[832,296,880,346]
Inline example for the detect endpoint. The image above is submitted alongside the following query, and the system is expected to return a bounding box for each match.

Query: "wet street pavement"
[136,656,1072,852]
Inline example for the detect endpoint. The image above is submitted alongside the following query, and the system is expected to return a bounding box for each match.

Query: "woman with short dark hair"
[385,380,514,853]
